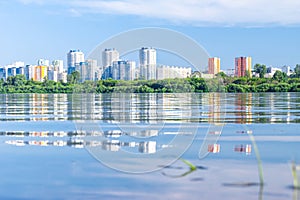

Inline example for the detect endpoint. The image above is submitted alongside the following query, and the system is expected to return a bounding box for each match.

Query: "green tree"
[294,64,300,78]
[272,70,287,82]
[67,71,80,84]
[216,72,227,78]
[254,64,267,78]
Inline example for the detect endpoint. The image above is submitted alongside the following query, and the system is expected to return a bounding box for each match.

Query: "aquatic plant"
[246,126,264,186]
[223,125,264,187]
[291,161,300,189]
[161,159,207,178]
[181,159,197,171]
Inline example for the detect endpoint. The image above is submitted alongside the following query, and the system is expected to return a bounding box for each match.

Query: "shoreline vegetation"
[0,72,300,94]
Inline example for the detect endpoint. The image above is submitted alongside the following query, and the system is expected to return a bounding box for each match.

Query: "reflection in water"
[0,93,300,199]
[235,93,252,124]
[5,138,159,154]
[0,93,300,123]
[234,144,252,155]
[2,130,183,153]
[207,144,220,153]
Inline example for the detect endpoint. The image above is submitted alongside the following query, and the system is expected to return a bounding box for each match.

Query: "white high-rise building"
[25,65,35,80]
[37,59,50,66]
[80,59,97,82]
[52,60,64,74]
[58,72,68,83]
[112,60,136,81]
[139,47,156,80]
[67,50,85,74]
[48,69,58,82]
[102,48,119,79]
[102,48,119,68]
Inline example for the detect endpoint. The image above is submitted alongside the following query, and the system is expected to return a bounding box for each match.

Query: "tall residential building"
[67,50,85,74]
[79,59,97,82]
[112,60,136,81]
[235,57,252,77]
[25,65,35,80]
[0,62,25,80]
[102,48,119,68]
[52,60,64,74]
[37,59,50,67]
[208,57,220,75]
[47,69,58,82]
[58,72,68,83]
[34,65,48,81]
[139,47,156,80]
[102,48,119,79]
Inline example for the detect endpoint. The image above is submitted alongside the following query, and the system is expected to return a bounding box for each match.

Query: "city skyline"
[0,47,296,83]
[0,1,300,70]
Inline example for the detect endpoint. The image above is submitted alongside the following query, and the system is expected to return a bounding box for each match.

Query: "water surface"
[0,93,299,199]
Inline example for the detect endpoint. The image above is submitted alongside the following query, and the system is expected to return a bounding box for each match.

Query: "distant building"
[223,69,235,77]
[37,59,50,67]
[201,73,215,79]
[111,60,136,81]
[95,68,103,81]
[102,48,119,79]
[34,65,48,81]
[47,69,58,82]
[52,60,64,74]
[156,65,191,80]
[102,48,119,68]
[265,66,282,78]
[282,65,292,76]
[139,47,156,80]
[0,62,25,80]
[58,72,68,83]
[235,57,252,77]
[67,50,84,74]
[208,57,221,75]
[79,59,97,82]
[25,65,35,80]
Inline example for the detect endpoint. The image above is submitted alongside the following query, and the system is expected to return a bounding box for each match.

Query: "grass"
[245,125,264,186]
[291,161,300,189]
[161,159,207,178]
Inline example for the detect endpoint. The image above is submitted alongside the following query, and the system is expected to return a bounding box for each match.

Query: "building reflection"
[5,138,159,153]
[207,144,220,153]
[200,93,224,123]
[235,93,252,124]
[2,130,178,154]
[108,93,193,124]
[234,144,252,155]
[3,130,257,156]
[0,94,69,121]
[208,93,222,124]
[0,93,298,123]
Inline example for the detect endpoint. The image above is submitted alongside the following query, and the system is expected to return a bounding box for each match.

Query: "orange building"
[235,57,252,77]
[34,66,48,81]
[208,57,220,75]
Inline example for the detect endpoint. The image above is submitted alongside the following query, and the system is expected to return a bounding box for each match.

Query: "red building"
[235,57,252,77]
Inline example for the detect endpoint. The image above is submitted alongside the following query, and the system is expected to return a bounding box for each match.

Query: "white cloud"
[18,0,300,26]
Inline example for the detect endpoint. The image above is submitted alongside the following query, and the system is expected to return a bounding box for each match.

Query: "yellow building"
[34,65,48,81]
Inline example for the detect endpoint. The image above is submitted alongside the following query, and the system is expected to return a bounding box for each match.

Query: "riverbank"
[0,74,299,93]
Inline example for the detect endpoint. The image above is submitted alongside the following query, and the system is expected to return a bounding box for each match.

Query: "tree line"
[0,65,299,94]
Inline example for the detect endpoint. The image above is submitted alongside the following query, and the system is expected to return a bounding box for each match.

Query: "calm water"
[0,93,300,199]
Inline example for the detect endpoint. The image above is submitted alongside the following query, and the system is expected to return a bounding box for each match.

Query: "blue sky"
[1,0,300,70]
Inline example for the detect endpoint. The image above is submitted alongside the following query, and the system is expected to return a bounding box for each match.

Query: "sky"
[0,0,300,70]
